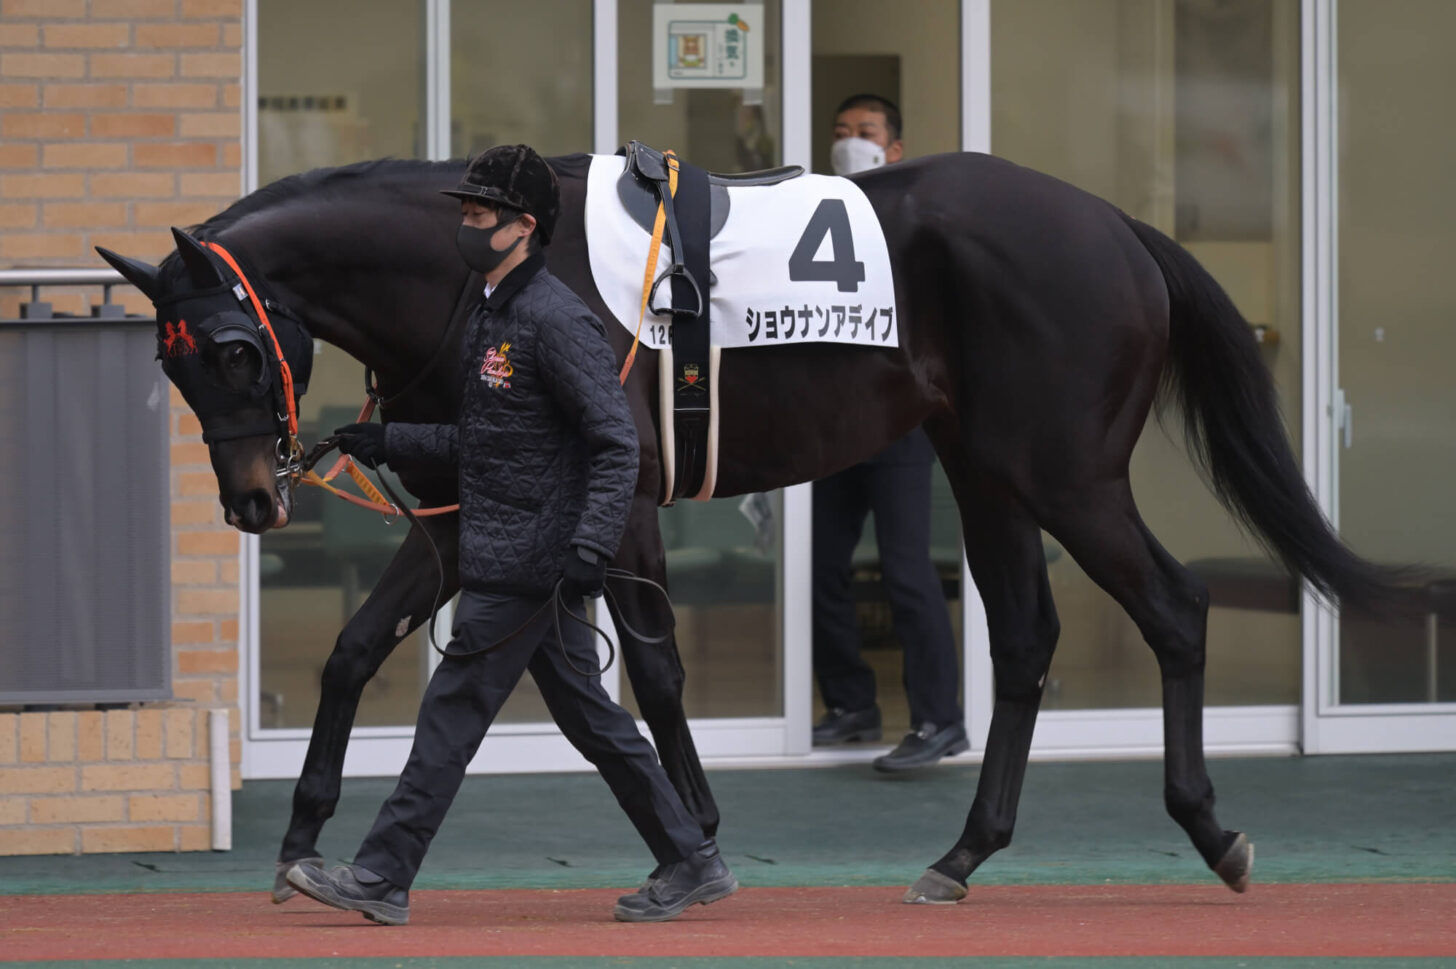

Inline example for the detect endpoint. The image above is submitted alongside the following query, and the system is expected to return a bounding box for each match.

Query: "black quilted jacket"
[384,252,639,596]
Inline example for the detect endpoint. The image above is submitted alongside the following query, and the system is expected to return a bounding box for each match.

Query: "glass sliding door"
[253,0,433,740]
[1307,0,1456,751]
[613,1,790,752]
[450,0,594,159]
[256,0,427,187]
[989,0,1302,750]
[808,0,964,745]
[449,0,596,725]
[245,0,601,778]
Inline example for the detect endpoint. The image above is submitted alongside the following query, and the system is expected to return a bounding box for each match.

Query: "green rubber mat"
[1,752,1452,895]
[3,958,1454,969]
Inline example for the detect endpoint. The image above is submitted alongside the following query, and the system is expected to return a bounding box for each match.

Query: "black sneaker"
[285,862,410,926]
[872,721,970,772]
[811,706,882,745]
[614,840,739,922]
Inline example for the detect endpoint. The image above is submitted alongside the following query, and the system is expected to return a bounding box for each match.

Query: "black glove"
[560,545,607,599]
[332,422,387,469]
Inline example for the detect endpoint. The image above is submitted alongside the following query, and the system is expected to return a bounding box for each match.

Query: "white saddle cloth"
[583,153,899,351]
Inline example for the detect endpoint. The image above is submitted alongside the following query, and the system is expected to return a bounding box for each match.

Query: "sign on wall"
[653,3,764,104]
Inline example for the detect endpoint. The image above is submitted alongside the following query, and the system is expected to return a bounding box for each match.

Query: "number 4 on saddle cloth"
[589,142,900,504]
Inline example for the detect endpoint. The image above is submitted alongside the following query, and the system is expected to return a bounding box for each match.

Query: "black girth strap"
[665,159,712,501]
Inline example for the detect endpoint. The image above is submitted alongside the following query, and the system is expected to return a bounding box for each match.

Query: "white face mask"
[830,136,886,176]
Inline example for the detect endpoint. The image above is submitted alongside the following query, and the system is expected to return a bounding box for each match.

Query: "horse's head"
[97,227,314,533]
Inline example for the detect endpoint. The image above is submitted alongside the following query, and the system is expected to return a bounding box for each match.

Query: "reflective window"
[255,1,595,731]
[451,1,593,158]
[256,0,432,729]
[617,1,785,718]
[810,0,963,740]
[1336,0,1456,703]
[619,0,782,172]
[992,0,1302,708]
[653,493,784,719]
[446,0,593,723]
[257,0,426,186]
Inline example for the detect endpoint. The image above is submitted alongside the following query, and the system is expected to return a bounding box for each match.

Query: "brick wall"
[0,0,245,854]
[0,707,220,854]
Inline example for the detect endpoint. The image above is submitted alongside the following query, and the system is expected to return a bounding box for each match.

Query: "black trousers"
[353,589,704,889]
[812,430,962,728]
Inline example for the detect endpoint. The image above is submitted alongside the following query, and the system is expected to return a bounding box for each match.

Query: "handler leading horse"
[99,150,1397,904]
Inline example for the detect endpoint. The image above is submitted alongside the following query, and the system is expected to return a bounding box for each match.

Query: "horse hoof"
[272,856,323,903]
[902,868,968,905]
[1214,833,1254,894]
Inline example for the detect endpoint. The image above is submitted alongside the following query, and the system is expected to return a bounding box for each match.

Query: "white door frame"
[1299,0,1456,754]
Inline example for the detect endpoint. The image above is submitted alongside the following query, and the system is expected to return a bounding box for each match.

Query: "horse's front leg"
[272,513,460,901]
[605,487,720,839]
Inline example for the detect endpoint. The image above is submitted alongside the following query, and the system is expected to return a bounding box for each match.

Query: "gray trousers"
[353,589,704,889]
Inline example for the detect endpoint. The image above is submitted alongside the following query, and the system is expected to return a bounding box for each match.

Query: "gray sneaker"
[614,840,739,922]
[286,862,410,926]
[271,855,323,904]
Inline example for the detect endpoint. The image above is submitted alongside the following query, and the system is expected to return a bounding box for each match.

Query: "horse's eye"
[204,339,263,390]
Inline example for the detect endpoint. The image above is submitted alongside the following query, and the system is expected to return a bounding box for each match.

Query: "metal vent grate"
[0,320,170,704]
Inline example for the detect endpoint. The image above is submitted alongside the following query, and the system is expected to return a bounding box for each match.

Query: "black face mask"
[456,217,521,274]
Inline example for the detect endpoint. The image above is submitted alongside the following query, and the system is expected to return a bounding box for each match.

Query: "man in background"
[811,94,969,772]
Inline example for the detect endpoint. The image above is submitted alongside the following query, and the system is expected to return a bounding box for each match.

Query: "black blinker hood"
[154,250,313,445]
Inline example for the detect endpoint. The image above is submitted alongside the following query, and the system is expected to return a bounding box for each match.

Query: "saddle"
[616,143,802,244]
[617,141,803,503]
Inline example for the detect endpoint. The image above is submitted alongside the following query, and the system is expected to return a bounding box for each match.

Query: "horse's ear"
[170,227,224,289]
[95,246,163,302]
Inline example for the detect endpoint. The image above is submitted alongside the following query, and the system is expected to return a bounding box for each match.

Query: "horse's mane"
[190,158,463,241]
[157,158,463,275]
[165,152,588,273]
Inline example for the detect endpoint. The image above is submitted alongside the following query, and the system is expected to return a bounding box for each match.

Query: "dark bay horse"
[99,151,1397,904]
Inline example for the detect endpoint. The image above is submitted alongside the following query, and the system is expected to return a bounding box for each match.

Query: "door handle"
[1335,388,1353,448]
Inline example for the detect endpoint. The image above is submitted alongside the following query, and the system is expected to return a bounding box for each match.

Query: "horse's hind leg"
[1038,480,1252,891]
[605,489,720,838]
[907,462,1061,903]
[273,514,460,899]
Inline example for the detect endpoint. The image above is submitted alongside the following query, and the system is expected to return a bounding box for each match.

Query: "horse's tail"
[1121,213,1408,611]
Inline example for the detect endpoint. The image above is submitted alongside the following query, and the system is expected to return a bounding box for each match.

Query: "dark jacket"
[384,251,639,595]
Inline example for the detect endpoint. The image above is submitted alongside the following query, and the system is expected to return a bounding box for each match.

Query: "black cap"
[442,144,560,244]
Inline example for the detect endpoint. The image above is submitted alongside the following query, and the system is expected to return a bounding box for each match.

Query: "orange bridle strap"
[305,397,460,518]
[201,240,300,439]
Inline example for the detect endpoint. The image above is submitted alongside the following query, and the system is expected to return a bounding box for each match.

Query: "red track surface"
[3,884,1454,961]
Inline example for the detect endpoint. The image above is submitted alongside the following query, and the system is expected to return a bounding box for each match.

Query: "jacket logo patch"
[480,342,514,389]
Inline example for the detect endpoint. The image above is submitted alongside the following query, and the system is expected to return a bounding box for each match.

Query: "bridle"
[202,240,308,488]
[154,239,315,523]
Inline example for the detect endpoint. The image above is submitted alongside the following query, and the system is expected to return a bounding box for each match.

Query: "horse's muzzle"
[226,488,287,533]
